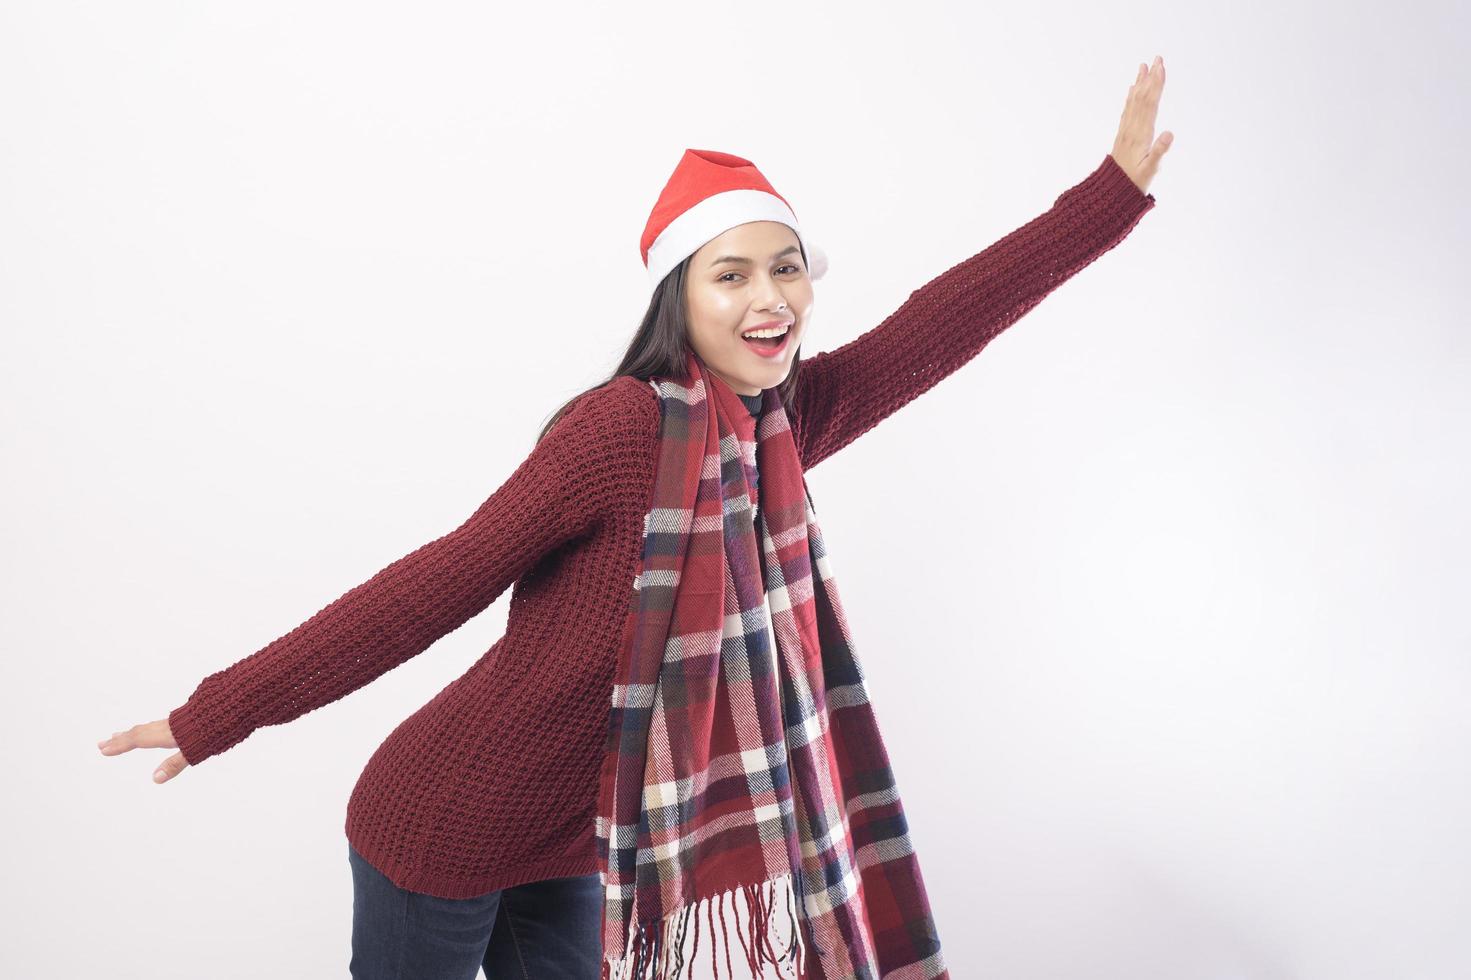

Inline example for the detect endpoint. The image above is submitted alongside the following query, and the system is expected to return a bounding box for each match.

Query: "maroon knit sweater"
[168,154,1155,899]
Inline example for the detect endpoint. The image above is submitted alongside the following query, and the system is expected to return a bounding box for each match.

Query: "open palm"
[1111,55,1172,195]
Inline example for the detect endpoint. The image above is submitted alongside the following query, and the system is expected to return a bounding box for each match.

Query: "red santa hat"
[640,148,828,290]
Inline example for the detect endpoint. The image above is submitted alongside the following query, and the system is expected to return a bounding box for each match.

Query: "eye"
[718,265,801,283]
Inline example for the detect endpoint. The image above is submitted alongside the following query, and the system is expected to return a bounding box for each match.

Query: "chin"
[763,364,796,389]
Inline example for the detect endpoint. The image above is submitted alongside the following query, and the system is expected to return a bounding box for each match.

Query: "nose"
[755,277,788,315]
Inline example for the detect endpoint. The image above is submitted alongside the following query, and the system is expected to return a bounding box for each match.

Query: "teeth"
[742,324,790,339]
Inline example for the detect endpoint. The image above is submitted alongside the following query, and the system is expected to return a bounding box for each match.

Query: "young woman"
[98,58,1170,980]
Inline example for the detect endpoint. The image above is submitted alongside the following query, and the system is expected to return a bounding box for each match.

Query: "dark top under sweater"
[739,389,764,497]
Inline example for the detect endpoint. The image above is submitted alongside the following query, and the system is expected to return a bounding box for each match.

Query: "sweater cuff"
[168,698,218,767]
[1098,152,1156,206]
[1053,154,1157,234]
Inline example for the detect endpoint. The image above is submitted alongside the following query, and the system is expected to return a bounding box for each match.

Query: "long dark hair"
[534,244,810,445]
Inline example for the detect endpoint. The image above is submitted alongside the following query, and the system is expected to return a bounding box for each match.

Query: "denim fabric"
[348,842,603,979]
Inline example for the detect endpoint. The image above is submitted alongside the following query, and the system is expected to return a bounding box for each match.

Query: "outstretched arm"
[789,57,1172,470]
[164,383,635,767]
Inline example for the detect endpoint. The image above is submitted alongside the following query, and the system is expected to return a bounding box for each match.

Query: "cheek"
[690,291,744,341]
[794,287,815,317]
[705,290,745,319]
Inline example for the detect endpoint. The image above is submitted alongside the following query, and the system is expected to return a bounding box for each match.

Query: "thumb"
[1143,131,1173,178]
[153,751,190,785]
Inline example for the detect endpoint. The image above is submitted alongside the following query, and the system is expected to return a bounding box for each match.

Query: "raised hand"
[1111,55,1173,196]
[98,719,190,784]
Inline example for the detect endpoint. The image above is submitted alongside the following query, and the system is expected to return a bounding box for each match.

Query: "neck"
[705,364,761,397]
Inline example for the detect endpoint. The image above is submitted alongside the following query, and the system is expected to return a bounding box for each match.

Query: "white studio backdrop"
[3,1,1468,978]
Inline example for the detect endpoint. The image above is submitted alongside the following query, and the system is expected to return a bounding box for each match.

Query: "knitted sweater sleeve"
[166,382,636,767]
[788,153,1156,469]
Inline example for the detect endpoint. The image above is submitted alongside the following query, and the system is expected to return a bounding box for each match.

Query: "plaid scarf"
[595,350,949,980]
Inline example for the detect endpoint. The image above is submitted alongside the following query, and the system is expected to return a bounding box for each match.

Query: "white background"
[4,0,1468,977]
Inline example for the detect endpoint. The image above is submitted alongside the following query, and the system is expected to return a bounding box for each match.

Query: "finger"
[99,720,170,756]
[1136,66,1163,123]
[1124,75,1145,121]
[1129,58,1160,111]
[153,751,189,784]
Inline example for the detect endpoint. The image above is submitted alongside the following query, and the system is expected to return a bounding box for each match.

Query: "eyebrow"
[707,245,803,268]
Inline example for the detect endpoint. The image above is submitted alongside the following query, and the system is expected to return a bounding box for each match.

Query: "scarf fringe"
[601,873,813,980]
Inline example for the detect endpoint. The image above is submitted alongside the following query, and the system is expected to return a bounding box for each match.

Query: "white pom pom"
[805,240,829,281]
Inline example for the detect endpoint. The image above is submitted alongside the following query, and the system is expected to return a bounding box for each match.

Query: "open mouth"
[741,324,791,357]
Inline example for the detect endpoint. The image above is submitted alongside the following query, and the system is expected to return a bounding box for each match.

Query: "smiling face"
[684,220,814,396]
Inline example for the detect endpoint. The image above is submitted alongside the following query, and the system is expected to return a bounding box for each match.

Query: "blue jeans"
[348,842,604,979]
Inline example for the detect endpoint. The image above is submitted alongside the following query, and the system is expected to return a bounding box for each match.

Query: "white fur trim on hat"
[647,188,828,289]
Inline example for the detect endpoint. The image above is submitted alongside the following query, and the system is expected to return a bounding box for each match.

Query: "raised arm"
[165,380,645,767]
[788,153,1156,470]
